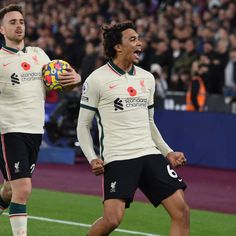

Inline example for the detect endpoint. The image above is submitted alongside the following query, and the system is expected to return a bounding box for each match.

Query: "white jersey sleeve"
[77,74,100,163]
[147,74,173,156]
[149,108,173,156]
[80,74,100,109]
[77,108,97,163]
[37,47,51,65]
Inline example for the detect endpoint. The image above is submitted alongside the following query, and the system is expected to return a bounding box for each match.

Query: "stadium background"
[0,0,236,235]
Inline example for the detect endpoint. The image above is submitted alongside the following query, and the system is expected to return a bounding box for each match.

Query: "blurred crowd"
[1,0,236,98]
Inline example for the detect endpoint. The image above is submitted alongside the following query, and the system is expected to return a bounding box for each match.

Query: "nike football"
[42,59,70,91]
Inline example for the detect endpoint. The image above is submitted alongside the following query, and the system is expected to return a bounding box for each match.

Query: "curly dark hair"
[102,21,136,59]
[0,4,24,23]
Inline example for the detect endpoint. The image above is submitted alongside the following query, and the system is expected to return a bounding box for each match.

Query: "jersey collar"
[1,43,26,54]
[107,60,135,76]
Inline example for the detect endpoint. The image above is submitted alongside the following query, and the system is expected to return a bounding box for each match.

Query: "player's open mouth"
[134,49,141,59]
[15,30,22,34]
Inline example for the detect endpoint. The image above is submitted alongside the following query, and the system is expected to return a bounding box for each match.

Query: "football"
[42,59,70,91]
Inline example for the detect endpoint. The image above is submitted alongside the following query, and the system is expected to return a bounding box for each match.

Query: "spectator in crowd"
[199,39,227,94]
[214,38,229,90]
[147,38,171,72]
[202,40,215,59]
[224,47,236,100]
[169,38,184,86]
[186,60,207,111]
[229,31,236,48]
[170,38,198,91]
[179,69,192,92]
[198,53,210,89]
[196,26,215,54]
[151,63,168,100]
[174,38,198,75]
[208,0,221,10]
[80,41,99,83]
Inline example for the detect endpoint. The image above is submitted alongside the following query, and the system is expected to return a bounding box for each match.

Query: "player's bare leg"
[162,189,190,236]
[9,178,32,236]
[87,199,126,236]
[0,180,12,214]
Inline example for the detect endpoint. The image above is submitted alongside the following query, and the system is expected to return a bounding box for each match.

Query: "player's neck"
[113,58,133,73]
[4,39,25,51]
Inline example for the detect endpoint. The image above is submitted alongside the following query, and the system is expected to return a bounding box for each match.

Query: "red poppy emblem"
[21,62,31,71]
[127,86,137,96]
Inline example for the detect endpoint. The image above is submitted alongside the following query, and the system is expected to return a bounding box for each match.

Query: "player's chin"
[15,36,24,43]
[133,58,140,64]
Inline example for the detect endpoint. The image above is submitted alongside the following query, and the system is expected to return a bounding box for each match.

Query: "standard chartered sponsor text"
[21,72,42,81]
[125,97,148,107]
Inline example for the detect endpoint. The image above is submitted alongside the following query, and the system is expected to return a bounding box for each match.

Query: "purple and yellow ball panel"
[42,60,70,91]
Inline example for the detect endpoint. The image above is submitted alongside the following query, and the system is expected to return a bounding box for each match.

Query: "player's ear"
[114,44,122,53]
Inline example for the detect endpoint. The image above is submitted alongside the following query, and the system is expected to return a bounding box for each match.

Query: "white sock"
[10,215,28,236]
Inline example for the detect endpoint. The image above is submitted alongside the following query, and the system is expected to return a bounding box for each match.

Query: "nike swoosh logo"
[3,62,13,67]
[109,84,118,90]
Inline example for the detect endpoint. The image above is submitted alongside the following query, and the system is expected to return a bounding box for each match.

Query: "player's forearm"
[76,108,97,163]
[149,121,173,156]
[77,124,97,163]
[148,108,173,156]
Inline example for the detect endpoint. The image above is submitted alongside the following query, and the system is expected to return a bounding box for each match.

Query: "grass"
[0,188,236,235]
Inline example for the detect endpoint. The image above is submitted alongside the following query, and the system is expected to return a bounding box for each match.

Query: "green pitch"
[0,188,235,235]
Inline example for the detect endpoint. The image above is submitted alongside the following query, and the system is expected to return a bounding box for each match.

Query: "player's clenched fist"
[90,159,104,176]
[166,152,187,168]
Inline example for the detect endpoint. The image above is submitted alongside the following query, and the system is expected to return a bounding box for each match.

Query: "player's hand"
[90,159,104,176]
[59,67,81,89]
[166,152,187,168]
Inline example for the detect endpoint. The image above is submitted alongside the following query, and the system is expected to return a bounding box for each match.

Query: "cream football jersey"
[80,61,162,164]
[0,45,50,134]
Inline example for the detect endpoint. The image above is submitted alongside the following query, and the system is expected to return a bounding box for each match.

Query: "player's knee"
[12,183,32,201]
[182,203,190,225]
[107,218,121,230]
[104,214,123,230]
[175,202,190,227]
[18,185,32,199]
